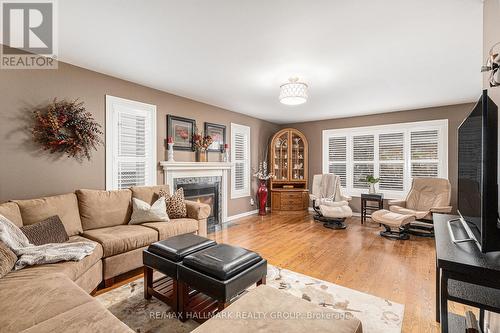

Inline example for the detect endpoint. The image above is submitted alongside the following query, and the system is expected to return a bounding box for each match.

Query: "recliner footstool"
[143,234,217,312]
[371,209,416,240]
[178,244,267,322]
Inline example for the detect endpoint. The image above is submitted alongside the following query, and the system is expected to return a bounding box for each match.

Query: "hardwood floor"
[209,212,469,333]
[97,211,474,332]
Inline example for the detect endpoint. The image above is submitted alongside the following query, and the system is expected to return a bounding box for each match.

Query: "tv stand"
[435,214,500,333]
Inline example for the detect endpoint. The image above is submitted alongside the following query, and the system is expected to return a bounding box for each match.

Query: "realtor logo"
[1,0,57,69]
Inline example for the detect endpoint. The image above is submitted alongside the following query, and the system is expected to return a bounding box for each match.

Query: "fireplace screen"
[177,181,220,231]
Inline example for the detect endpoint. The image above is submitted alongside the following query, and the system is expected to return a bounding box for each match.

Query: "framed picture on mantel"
[204,122,226,152]
[167,115,196,150]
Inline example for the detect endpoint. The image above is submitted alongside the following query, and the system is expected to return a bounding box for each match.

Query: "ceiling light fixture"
[279,77,308,105]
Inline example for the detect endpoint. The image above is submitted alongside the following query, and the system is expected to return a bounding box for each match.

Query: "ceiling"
[58,0,483,124]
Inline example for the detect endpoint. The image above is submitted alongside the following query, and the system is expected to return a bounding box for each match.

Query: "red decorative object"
[257,180,268,216]
[253,161,274,216]
[167,136,173,144]
[32,99,102,161]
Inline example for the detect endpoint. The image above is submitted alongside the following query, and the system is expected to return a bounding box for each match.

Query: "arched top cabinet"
[269,128,309,211]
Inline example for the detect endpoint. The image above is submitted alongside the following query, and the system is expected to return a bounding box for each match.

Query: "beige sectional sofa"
[0,185,210,333]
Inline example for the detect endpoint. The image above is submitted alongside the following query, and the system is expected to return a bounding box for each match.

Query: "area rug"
[96,265,404,333]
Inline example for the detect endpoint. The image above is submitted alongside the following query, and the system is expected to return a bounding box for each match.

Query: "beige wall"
[483,1,500,331]
[0,61,279,217]
[282,103,474,212]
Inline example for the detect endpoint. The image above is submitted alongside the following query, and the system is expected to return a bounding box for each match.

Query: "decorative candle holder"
[223,144,230,162]
[167,143,174,161]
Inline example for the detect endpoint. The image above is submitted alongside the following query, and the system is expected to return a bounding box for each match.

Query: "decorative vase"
[195,150,208,162]
[257,180,268,216]
[369,183,376,194]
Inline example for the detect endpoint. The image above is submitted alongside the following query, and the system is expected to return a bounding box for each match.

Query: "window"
[327,136,347,186]
[106,95,157,190]
[379,133,404,191]
[231,123,250,198]
[323,119,448,198]
[352,135,374,189]
[411,130,440,177]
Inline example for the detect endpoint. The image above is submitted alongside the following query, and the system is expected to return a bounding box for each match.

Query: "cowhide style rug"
[96,265,404,333]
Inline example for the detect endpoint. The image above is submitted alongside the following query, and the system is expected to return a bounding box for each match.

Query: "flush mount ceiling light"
[481,42,500,87]
[279,77,308,105]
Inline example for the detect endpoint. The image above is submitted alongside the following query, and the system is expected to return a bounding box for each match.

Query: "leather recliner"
[309,174,352,229]
[388,177,452,236]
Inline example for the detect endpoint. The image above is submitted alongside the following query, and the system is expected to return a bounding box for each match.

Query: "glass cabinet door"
[273,131,289,181]
[291,132,305,180]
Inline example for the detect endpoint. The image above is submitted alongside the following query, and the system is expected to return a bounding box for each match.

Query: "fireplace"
[161,161,231,228]
[174,176,222,232]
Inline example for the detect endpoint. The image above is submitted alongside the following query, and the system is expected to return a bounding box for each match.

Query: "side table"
[361,193,384,224]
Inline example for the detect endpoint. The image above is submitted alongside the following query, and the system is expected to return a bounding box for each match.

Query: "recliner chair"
[310,174,353,229]
[388,177,452,237]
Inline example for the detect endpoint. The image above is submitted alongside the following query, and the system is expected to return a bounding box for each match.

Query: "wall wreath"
[32,99,103,161]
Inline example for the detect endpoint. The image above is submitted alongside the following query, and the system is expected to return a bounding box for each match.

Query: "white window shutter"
[379,132,404,191]
[106,96,157,190]
[411,130,439,178]
[379,163,404,191]
[352,135,374,189]
[327,136,347,187]
[379,133,404,161]
[231,123,250,198]
[322,119,447,199]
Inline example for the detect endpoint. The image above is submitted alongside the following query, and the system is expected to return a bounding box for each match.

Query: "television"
[457,89,500,253]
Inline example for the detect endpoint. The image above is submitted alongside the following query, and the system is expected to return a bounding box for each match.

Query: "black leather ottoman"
[143,234,216,312]
[178,244,267,321]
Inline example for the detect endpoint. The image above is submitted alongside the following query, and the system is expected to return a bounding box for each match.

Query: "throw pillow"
[0,240,16,278]
[164,188,187,219]
[20,215,69,246]
[129,197,170,225]
[158,188,168,199]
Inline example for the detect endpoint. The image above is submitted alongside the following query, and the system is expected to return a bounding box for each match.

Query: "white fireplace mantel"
[159,161,232,171]
[159,161,232,223]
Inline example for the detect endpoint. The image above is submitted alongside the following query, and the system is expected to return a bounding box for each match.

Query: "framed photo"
[167,115,196,150]
[204,122,226,152]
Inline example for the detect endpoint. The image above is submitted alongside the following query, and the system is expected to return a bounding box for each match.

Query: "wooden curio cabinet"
[269,128,309,212]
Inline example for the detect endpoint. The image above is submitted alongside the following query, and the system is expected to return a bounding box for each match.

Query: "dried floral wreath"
[32,99,103,160]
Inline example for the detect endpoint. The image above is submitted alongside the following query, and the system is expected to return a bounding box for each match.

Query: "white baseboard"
[226,209,259,222]
[227,207,361,223]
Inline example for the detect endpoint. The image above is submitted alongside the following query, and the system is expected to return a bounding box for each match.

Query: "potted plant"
[253,161,275,215]
[361,175,380,194]
[192,129,213,162]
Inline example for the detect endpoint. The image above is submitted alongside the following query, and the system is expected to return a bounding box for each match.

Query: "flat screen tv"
[458,89,500,253]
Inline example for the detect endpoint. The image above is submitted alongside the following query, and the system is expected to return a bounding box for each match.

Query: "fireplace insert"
[177,181,220,232]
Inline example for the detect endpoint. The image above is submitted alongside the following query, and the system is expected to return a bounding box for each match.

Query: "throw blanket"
[320,173,339,201]
[0,214,96,270]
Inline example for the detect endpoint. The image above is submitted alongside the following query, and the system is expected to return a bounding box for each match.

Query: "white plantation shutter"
[327,136,347,186]
[106,96,157,190]
[411,130,439,178]
[352,135,374,189]
[231,123,250,198]
[323,120,447,198]
[379,133,404,191]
